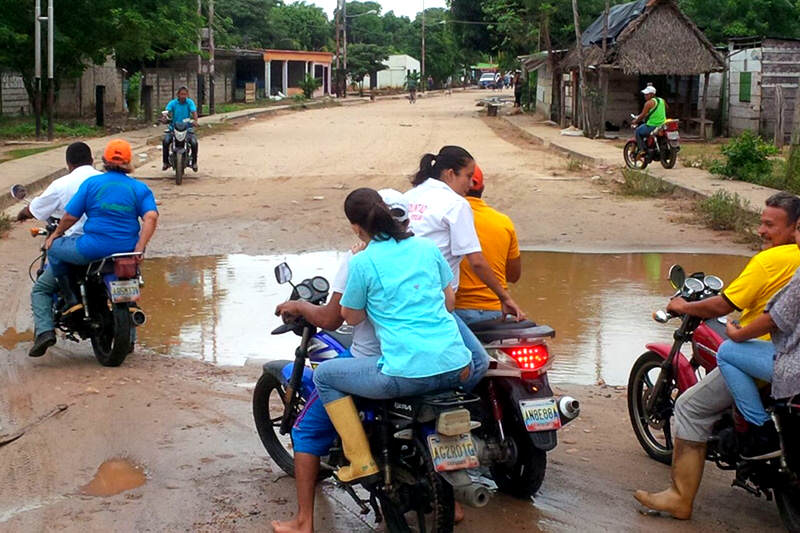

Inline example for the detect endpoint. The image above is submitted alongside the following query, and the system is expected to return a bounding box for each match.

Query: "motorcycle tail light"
[666,120,679,131]
[498,344,550,373]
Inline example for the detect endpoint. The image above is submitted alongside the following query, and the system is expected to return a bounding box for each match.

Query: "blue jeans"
[453,312,490,391]
[716,339,775,426]
[635,123,656,152]
[313,355,473,405]
[455,308,503,325]
[31,267,58,334]
[47,236,90,277]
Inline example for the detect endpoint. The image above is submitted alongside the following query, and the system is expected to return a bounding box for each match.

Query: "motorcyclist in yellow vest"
[633,84,667,161]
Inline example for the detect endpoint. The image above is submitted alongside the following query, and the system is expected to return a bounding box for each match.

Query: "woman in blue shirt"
[313,187,473,484]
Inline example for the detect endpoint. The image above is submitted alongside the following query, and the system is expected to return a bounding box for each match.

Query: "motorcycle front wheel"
[623,141,648,170]
[174,151,184,186]
[628,351,676,465]
[252,366,330,480]
[90,302,133,367]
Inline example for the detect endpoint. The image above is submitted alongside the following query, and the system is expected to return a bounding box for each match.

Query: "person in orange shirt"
[455,165,521,324]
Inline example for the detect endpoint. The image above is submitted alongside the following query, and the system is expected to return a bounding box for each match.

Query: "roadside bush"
[709,131,778,183]
[297,74,321,99]
[565,158,583,171]
[696,190,759,236]
[619,168,676,197]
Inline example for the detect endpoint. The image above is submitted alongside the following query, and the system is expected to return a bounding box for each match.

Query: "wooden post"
[700,73,710,140]
[775,85,785,148]
[571,0,591,136]
[786,89,800,181]
[599,0,609,138]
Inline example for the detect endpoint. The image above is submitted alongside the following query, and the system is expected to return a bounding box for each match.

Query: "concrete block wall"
[1,73,31,116]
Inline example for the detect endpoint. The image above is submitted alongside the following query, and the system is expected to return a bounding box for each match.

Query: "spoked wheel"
[379,439,455,533]
[252,366,330,480]
[623,141,648,169]
[90,302,133,367]
[628,351,676,465]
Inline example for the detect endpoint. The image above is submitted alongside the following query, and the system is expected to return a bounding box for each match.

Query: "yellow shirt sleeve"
[723,255,767,312]
[508,223,520,260]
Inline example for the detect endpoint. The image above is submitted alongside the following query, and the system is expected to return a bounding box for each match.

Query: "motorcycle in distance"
[10,184,146,367]
[623,114,680,170]
[161,112,194,186]
[253,262,580,532]
[627,265,800,531]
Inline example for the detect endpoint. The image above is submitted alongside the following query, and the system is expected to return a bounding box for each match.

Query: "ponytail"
[345,188,412,242]
[411,145,474,186]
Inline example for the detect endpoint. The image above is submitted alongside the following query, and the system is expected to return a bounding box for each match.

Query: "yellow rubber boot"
[323,396,379,483]
[634,438,706,519]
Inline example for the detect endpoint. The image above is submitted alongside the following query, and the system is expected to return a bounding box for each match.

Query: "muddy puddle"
[136,250,748,385]
[0,328,33,350]
[81,458,146,497]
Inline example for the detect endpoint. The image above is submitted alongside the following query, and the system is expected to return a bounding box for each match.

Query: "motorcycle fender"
[645,343,698,391]
[493,376,558,452]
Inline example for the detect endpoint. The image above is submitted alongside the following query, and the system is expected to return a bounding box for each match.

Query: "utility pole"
[208,0,216,115]
[197,0,203,113]
[335,1,341,97]
[45,0,54,141]
[421,0,426,92]
[786,87,800,181]
[343,0,348,98]
[34,0,42,138]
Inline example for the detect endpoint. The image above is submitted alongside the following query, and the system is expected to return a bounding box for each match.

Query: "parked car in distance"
[479,72,497,89]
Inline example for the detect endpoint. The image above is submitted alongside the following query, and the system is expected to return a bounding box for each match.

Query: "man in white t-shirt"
[20,142,102,357]
[270,191,406,533]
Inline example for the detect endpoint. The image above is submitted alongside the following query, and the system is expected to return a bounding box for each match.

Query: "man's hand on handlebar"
[666,297,688,316]
[275,301,301,323]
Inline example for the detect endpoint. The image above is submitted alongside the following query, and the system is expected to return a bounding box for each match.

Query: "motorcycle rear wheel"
[628,351,676,465]
[90,302,133,367]
[776,485,800,533]
[490,406,547,498]
[623,141,648,170]
[252,366,330,480]
[175,152,184,185]
[660,147,677,169]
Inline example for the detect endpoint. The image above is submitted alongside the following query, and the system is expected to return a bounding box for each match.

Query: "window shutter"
[739,72,752,103]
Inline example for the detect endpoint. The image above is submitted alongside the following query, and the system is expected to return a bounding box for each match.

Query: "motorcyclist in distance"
[161,86,199,172]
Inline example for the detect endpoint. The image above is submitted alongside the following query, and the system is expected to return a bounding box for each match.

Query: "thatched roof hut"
[559,0,724,137]
[561,0,723,74]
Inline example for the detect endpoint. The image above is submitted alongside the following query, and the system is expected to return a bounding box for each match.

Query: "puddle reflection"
[137,251,749,385]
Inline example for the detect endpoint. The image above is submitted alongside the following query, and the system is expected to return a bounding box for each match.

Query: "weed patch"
[619,168,676,197]
[6,145,60,160]
[696,190,760,246]
[0,212,11,237]
[565,158,583,171]
[0,118,102,139]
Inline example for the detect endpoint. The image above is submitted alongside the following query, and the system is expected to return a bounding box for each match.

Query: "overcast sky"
[310,1,449,20]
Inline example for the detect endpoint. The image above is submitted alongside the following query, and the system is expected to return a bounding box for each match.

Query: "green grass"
[0,117,103,139]
[680,143,724,170]
[565,157,583,171]
[696,190,761,246]
[6,145,61,160]
[619,168,676,197]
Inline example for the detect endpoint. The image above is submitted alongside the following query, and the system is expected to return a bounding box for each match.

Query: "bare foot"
[634,489,692,520]
[271,517,313,533]
[454,501,464,524]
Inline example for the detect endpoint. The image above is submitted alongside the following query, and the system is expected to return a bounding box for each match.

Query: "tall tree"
[680,0,800,45]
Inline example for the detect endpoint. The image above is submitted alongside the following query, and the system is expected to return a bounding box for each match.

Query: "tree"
[408,8,459,85]
[679,0,800,45]
[270,2,332,50]
[346,43,389,95]
[341,2,385,45]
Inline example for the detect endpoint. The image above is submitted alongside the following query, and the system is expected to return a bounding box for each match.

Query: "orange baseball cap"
[470,164,484,192]
[104,139,132,165]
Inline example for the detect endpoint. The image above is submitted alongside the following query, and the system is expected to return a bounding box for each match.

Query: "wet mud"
[81,458,147,497]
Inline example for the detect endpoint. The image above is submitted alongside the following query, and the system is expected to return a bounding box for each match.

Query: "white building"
[362,54,420,90]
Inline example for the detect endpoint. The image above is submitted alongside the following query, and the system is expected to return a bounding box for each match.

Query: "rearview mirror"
[668,265,685,290]
[274,262,292,284]
[10,184,27,200]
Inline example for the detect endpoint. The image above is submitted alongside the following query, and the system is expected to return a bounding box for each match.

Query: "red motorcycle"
[623,117,680,170]
[628,265,800,531]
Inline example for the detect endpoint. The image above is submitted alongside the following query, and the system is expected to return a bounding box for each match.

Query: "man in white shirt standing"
[17,142,102,357]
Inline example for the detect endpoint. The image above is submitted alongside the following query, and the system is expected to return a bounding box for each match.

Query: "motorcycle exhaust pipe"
[558,396,580,425]
[130,309,147,326]
[453,484,491,508]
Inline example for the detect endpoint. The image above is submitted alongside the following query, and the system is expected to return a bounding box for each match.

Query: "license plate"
[427,433,479,472]
[520,398,562,432]
[667,131,680,140]
[110,279,140,303]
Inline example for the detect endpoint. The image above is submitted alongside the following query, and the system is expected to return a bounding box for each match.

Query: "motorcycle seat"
[380,391,481,421]
[468,318,555,343]
[468,318,537,331]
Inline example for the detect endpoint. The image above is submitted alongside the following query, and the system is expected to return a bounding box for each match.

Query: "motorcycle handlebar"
[652,309,677,323]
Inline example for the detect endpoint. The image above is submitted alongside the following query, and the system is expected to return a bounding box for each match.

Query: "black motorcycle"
[12,184,146,366]
[253,262,580,532]
[163,116,194,185]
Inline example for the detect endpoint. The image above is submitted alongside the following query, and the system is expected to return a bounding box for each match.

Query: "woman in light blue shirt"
[313,187,473,484]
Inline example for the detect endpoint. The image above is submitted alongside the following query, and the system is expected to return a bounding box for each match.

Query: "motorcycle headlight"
[175,131,187,142]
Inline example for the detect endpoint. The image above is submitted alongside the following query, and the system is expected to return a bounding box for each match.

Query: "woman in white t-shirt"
[404,145,526,391]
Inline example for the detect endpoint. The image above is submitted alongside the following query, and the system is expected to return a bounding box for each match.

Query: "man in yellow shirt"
[635,191,800,520]
[455,165,521,324]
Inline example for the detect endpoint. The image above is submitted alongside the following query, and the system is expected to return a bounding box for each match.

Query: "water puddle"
[81,458,147,497]
[0,328,33,350]
[136,251,748,385]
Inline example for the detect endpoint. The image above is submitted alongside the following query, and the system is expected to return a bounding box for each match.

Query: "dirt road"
[0,91,779,532]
